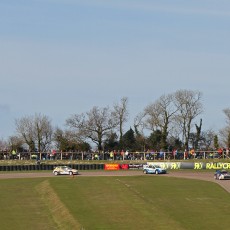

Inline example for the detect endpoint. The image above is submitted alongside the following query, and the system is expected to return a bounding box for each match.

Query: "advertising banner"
[147,162,230,170]
[128,164,143,169]
[205,162,230,170]
[104,164,120,170]
[120,164,129,170]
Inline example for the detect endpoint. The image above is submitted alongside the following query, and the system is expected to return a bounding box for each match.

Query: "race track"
[0,170,230,193]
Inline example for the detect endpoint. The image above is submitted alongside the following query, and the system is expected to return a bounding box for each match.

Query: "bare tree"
[15,113,53,152]
[113,97,129,145]
[15,116,35,151]
[53,127,90,151]
[66,106,119,151]
[8,135,24,151]
[194,118,202,149]
[133,112,147,151]
[134,111,146,135]
[144,93,178,150]
[174,89,203,150]
[0,138,8,151]
[199,129,215,149]
[223,108,230,126]
[219,108,230,147]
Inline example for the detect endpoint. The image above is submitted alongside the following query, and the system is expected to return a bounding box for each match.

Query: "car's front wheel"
[54,171,58,176]
[156,170,159,175]
[143,170,148,174]
[69,171,73,176]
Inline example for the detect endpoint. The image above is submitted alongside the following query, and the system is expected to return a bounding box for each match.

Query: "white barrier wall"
[147,162,230,170]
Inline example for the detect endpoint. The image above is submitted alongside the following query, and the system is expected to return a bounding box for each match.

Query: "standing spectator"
[184,149,188,160]
[11,149,16,159]
[226,148,229,158]
[125,150,129,160]
[110,150,114,160]
[218,148,223,158]
[173,149,177,159]
[121,150,125,160]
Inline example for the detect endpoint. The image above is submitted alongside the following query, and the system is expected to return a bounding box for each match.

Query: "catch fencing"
[0,150,229,161]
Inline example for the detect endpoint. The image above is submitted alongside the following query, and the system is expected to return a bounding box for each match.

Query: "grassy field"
[0,175,229,230]
[0,158,230,166]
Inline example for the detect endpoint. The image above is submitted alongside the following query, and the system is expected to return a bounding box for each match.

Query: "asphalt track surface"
[0,170,230,193]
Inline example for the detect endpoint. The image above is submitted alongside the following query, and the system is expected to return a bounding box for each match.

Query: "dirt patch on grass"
[36,180,83,230]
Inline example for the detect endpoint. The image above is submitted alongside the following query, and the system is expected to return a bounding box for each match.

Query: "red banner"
[120,164,129,170]
[104,164,120,170]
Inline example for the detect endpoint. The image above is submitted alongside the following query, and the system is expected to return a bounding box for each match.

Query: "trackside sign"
[104,164,120,170]
[147,162,230,170]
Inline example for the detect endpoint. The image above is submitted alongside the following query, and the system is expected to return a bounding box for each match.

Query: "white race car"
[53,166,78,176]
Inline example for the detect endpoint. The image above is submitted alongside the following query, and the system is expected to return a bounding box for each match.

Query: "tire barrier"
[0,164,106,171]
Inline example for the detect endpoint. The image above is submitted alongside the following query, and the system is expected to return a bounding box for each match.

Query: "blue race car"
[143,164,167,174]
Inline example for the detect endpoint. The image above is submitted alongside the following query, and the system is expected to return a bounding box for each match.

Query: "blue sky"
[1,0,230,139]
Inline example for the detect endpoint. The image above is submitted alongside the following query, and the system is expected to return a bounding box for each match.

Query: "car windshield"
[62,166,71,170]
[155,165,161,168]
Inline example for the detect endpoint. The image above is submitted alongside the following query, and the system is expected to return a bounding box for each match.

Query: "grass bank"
[0,175,229,229]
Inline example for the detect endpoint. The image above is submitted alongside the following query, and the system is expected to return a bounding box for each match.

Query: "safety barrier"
[0,164,105,171]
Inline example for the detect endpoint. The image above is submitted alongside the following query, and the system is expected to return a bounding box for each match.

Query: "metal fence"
[0,150,229,161]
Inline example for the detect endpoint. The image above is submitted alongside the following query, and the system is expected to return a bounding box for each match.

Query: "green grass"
[1,158,230,165]
[0,176,229,230]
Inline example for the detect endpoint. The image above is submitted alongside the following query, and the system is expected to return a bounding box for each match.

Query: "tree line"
[1,89,230,153]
